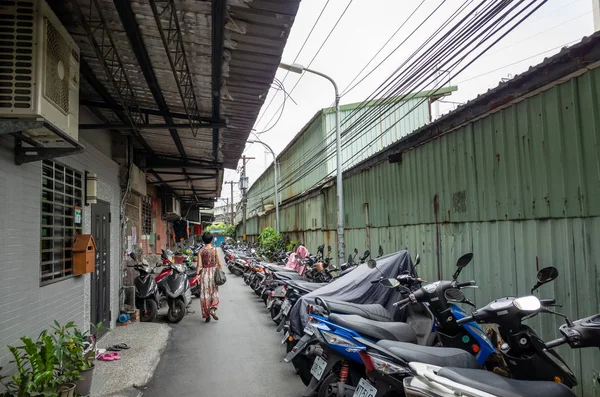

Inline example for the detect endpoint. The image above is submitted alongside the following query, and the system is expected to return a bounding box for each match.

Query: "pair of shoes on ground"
[96,343,130,361]
[205,308,219,322]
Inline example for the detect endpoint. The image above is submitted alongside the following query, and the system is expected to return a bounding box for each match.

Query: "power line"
[339,0,429,97]
[258,0,356,132]
[247,0,548,202]
[254,0,332,128]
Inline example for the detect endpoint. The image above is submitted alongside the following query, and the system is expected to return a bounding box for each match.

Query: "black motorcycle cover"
[288,250,417,336]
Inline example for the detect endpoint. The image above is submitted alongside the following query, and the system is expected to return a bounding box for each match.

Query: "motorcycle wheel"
[227,265,235,274]
[141,299,158,322]
[270,305,281,324]
[167,299,186,323]
[243,275,251,285]
[318,372,339,397]
[233,268,243,277]
[286,340,313,386]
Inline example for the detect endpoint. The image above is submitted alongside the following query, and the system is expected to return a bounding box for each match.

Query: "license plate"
[353,378,377,397]
[281,331,289,345]
[282,301,292,316]
[310,356,327,381]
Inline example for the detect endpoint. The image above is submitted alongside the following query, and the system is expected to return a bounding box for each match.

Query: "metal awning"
[48,0,300,208]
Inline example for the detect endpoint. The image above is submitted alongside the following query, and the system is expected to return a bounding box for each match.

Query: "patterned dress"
[199,247,220,318]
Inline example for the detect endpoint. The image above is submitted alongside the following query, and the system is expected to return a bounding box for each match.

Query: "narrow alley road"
[141,271,305,397]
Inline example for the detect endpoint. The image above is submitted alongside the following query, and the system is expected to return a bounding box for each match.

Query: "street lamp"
[247,138,280,233]
[278,62,345,267]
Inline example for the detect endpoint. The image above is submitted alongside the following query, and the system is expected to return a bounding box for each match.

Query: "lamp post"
[247,139,280,233]
[278,62,344,267]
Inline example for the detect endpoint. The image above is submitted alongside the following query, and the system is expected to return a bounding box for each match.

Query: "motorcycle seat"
[437,367,575,397]
[329,314,417,344]
[319,299,391,322]
[275,272,305,280]
[287,280,325,292]
[267,265,298,272]
[376,340,479,369]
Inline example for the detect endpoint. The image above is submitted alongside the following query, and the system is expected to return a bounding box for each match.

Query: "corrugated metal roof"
[49,0,300,205]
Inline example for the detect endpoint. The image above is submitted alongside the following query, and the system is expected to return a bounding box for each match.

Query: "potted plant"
[0,332,60,397]
[51,321,102,397]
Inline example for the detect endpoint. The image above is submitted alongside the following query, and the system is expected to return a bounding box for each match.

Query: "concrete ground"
[90,322,171,397]
[140,274,306,397]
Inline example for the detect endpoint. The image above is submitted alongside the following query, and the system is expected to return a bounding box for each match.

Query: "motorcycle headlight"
[369,354,410,375]
[320,330,357,347]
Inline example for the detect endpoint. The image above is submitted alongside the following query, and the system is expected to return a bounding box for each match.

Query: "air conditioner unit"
[164,197,181,217]
[0,0,80,142]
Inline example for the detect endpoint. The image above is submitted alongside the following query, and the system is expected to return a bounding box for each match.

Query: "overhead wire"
[247,0,548,203]
[255,0,332,128]
[247,1,493,199]
[258,0,356,132]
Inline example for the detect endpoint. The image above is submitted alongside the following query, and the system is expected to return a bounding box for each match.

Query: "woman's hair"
[201,232,212,244]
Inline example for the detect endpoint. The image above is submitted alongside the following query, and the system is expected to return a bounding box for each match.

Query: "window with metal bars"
[142,196,152,235]
[41,160,83,285]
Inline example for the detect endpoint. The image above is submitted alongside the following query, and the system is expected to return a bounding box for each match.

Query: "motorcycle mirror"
[129,252,137,260]
[363,250,371,259]
[414,254,421,266]
[348,254,354,265]
[379,278,400,289]
[456,253,473,268]
[444,288,466,303]
[354,248,358,255]
[452,253,473,280]
[531,266,559,293]
[328,245,331,252]
[378,245,384,258]
[367,259,377,269]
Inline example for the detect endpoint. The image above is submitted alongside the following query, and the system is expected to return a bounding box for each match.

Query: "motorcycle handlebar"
[393,297,410,307]
[456,315,474,325]
[545,336,567,349]
[456,280,476,288]
[540,298,557,306]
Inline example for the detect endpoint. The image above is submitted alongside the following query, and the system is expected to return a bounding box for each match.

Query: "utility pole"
[239,156,254,240]
[224,181,235,225]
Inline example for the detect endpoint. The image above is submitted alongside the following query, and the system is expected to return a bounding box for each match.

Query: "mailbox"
[73,234,97,275]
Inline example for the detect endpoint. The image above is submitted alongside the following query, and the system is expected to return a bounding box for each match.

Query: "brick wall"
[0,133,120,371]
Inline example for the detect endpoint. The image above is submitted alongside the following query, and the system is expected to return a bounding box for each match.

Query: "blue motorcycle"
[302,253,498,397]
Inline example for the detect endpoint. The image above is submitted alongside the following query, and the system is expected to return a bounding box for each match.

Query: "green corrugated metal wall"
[240,67,600,395]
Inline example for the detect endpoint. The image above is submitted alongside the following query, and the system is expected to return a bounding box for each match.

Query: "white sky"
[220,0,595,206]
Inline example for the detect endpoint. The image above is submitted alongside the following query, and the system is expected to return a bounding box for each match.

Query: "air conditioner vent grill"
[44,18,69,113]
[0,1,34,110]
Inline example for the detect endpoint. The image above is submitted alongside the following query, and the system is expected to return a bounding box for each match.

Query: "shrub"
[258,227,284,259]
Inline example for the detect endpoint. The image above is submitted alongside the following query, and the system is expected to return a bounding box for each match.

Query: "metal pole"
[247,139,280,233]
[303,68,344,267]
[242,156,247,240]
[273,155,280,234]
[230,181,234,225]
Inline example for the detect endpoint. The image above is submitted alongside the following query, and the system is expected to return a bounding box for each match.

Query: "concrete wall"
[0,135,120,371]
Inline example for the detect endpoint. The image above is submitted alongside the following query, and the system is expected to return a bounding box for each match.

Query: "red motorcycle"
[155,250,201,298]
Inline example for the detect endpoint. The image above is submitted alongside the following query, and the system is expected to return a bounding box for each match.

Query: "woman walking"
[196,232,223,322]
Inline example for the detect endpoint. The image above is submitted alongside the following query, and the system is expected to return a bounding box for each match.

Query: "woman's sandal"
[205,316,211,323]
[209,308,219,321]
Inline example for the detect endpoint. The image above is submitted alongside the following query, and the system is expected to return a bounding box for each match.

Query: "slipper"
[107,346,122,351]
[106,352,121,360]
[97,353,116,361]
[114,343,130,350]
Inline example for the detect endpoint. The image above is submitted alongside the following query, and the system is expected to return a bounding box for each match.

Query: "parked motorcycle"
[361,266,596,397]
[128,253,160,322]
[156,261,192,323]
[298,254,498,396]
